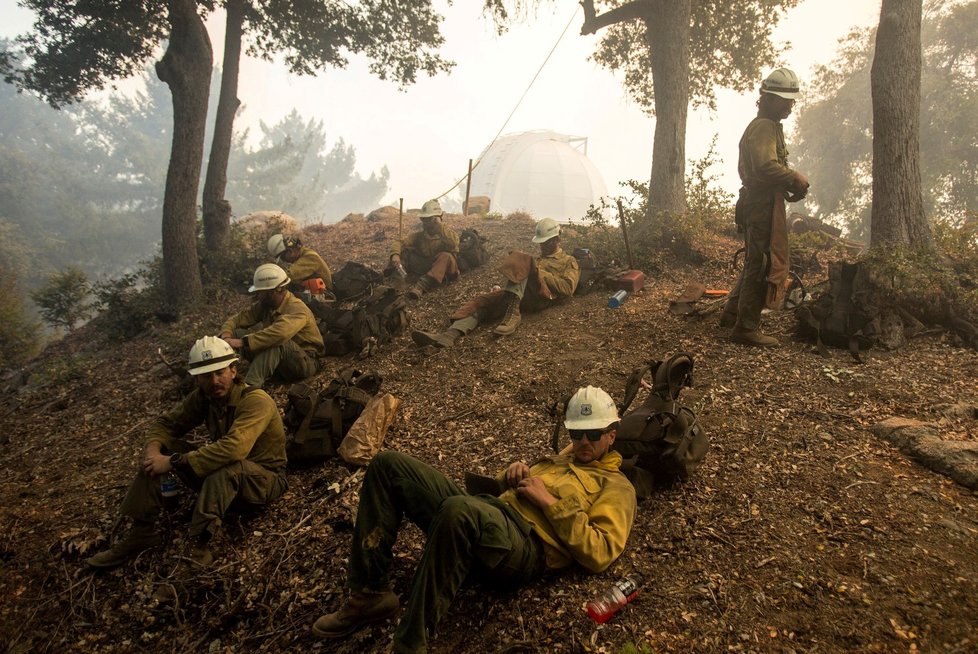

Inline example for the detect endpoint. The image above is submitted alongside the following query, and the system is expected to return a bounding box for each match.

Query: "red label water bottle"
[586,572,644,624]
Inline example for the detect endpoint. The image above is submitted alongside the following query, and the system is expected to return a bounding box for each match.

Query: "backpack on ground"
[457,229,490,272]
[548,353,707,500]
[317,285,410,356]
[795,260,881,362]
[614,352,709,499]
[284,369,383,464]
[332,261,384,302]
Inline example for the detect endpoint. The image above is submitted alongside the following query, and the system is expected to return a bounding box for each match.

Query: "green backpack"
[614,353,709,499]
[548,354,708,500]
[284,369,383,464]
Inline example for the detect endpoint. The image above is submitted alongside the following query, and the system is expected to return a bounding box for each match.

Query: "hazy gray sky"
[0,0,882,218]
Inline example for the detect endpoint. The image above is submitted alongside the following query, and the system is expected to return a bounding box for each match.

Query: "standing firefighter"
[721,67,810,347]
[220,263,324,388]
[311,386,636,653]
[388,199,460,300]
[410,217,579,347]
[85,337,288,600]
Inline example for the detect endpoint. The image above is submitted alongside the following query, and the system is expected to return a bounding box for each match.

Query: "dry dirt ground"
[2,212,977,654]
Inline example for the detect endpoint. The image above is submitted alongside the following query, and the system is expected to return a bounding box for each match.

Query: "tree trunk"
[870,0,932,249]
[645,0,690,216]
[156,0,212,306]
[202,0,244,252]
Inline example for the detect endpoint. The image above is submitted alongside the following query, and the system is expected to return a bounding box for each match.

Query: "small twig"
[834,452,861,468]
[700,527,735,548]
[844,480,879,491]
[271,512,312,538]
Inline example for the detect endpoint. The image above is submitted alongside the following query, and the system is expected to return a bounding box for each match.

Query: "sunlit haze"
[0,0,882,217]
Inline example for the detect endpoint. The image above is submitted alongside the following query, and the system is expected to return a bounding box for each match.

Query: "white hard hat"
[419,199,443,219]
[760,68,801,99]
[188,336,239,376]
[249,263,290,292]
[564,386,619,430]
[267,234,287,258]
[532,217,561,244]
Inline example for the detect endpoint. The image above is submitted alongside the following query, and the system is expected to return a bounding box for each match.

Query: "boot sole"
[411,331,448,348]
[85,539,162,568]
[729,334,778,347]
[311,610,398,639]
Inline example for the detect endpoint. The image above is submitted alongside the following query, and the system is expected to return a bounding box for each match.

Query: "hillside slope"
[2,212,977,653]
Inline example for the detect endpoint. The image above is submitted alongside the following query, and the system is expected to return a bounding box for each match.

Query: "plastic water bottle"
[608,290,629,308]
[160,473,179,498]
[586,572,644,624]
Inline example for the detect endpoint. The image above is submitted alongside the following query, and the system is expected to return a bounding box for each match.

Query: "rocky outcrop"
[873,417,978,489]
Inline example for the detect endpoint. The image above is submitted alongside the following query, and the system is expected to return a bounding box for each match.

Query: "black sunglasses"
[569,429,608,442]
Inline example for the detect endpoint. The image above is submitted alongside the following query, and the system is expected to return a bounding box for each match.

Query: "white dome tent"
[467,130,609,221]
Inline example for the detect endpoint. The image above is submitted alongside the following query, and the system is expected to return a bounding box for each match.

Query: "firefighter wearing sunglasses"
[312,385,636,653]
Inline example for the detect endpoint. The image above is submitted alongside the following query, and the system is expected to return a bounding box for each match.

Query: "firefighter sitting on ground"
[220,263,324,388]
[411,217,579,347]
[387,199,460,300]
[86,337,288,602]
[311,385,636,653]
[267,233,334,303]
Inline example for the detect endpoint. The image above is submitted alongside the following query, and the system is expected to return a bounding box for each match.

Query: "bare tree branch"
[580,0,654,35]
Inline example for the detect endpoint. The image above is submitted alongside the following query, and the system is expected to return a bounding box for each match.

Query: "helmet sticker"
[581,404,592,416]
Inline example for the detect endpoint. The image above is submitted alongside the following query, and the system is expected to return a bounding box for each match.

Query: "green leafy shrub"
[30,267,92,332]
[865,229,978,328]
[685,135,735,230]
[935,212,978,281]
[574,142,735,270]
[578,180,711,271]
[90,261,164,340]
[0,267,42,368]
[201,217,290,295]
[619,643,655,654]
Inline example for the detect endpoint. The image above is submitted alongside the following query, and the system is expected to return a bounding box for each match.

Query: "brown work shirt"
[221,292,325,357]
[281,246,332,290]
[391,222,459,258]
[537,247,580,299]
[738,116,798,201]
[145,381,287,477]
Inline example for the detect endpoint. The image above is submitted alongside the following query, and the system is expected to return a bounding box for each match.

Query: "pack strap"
[329,397,344,440]
[550,393,573,453]
[620,365,652,414]
[293,391,321,446]
[653,352,694,400]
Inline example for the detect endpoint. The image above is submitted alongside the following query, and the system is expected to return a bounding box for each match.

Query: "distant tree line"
[0,55,388,294]
[793,0,977,240]
[2,0,458,306]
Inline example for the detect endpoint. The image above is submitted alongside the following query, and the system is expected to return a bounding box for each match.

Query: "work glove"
[786,187,809,203]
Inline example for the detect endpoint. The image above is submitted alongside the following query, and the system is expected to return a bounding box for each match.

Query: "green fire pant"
[232,328,320,388]
[725,200,773,331]
[348,451,545,653]
[448,279,549,335]
[402,250,459,284]
[119,458,287,538]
